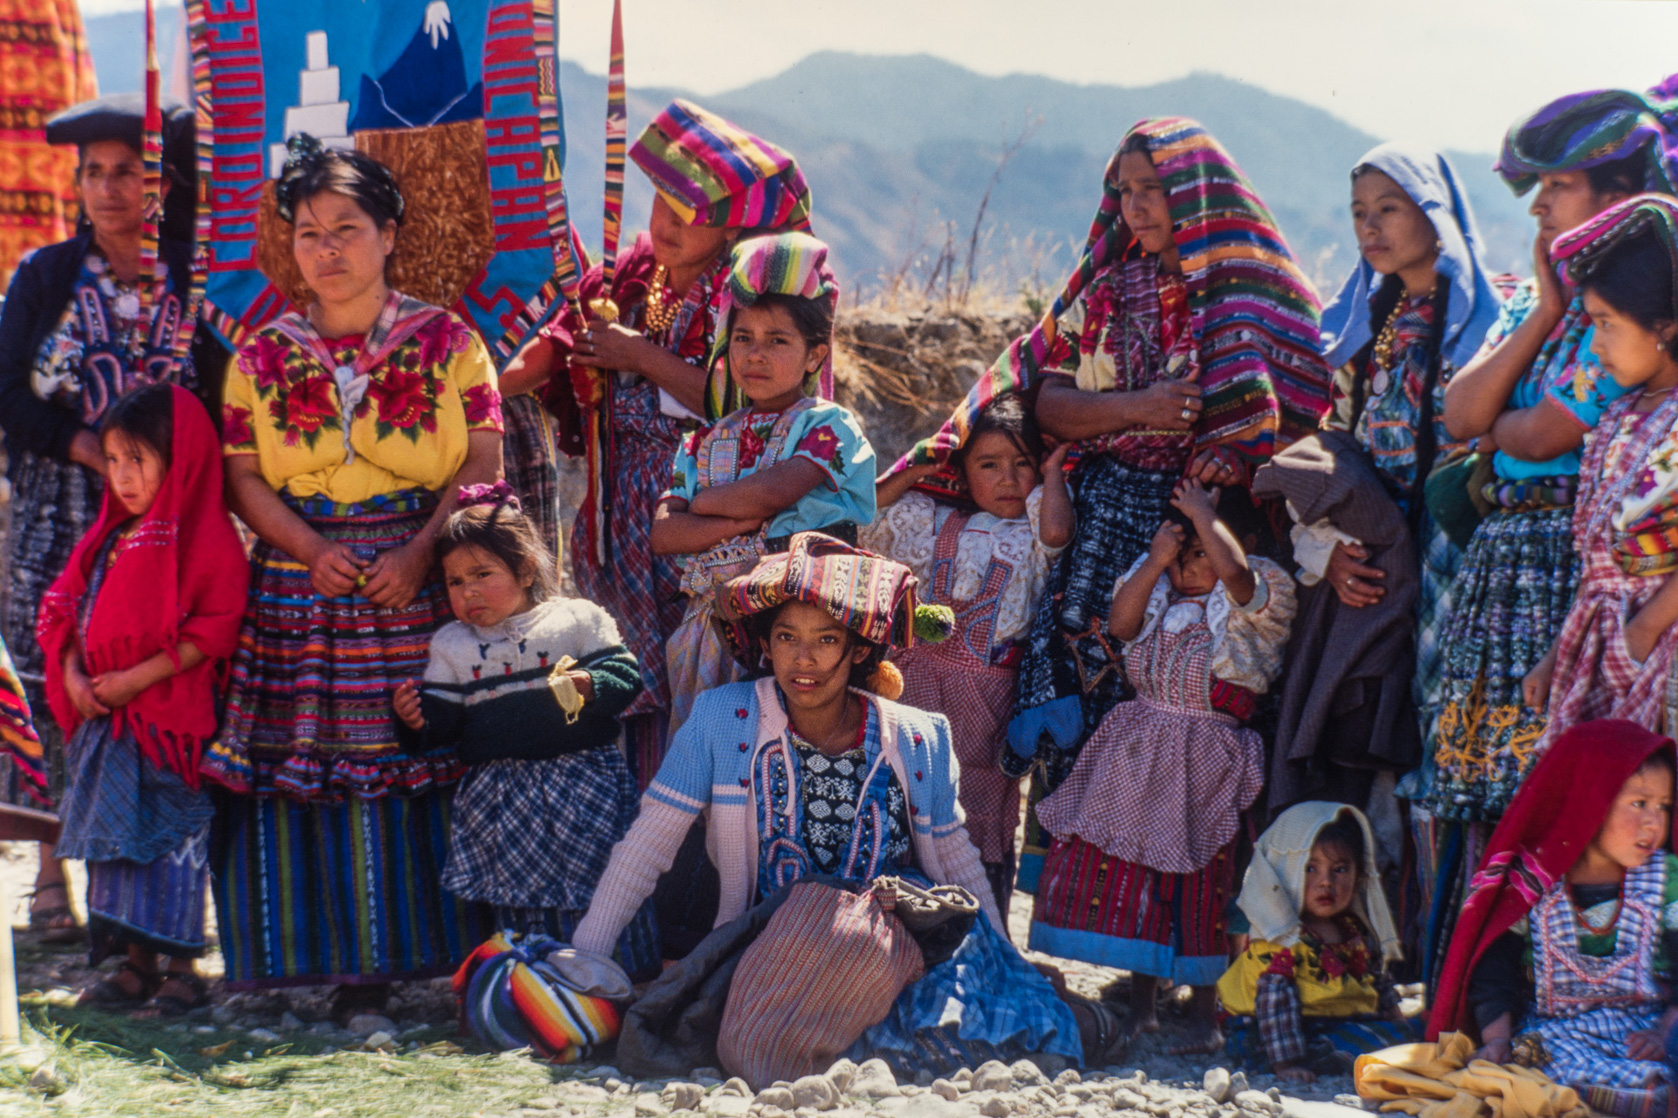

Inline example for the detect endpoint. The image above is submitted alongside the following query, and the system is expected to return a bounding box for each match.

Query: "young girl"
[1217,803,1407,1082]
[652,232,875,735]
[1030,479,1296,1053]
[1432,719,1677,1118]
[864,394,1073,914]
[1524,198,1678,742]
[40,383,249,1014]
[394,485,660,978]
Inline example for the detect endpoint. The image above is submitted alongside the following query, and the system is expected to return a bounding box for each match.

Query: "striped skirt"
[212,789,490,988]
[203,489,464,799]
[1029,835,1236,986]
[0,449,102,807]
[87,828,211,962]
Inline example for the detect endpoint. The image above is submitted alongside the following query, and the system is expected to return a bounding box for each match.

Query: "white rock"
[953,1069,974,1086]
[1203,1070,1231,1105]
[708,1097,752,1117]
[757,1108,788,1118]
[1011,1061,1049,1088]
[971,1062,1013,1093]
[1332,1098,1366,1112]
[792,1076,840,1111]
[826,1060,859,1094]
[1234,1092,1279,1117]
[1266,1091,1282,1104]
[638,1094,671,1116]
[345,1013,398,1038]
[721,1079,755,1098]
[930,1080,962,1102]
[247,1027,284,1044]
[848,1059,900,1098]
[1228,1074,1247,1099]
[979,1099,1013,1118]
[1055,1071,1082,1086]
[363,1030,394,1050]
[665,1084,707,1111]
[758,1088,796,1110]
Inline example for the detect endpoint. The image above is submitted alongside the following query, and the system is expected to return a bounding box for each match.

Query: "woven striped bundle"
[725,532,920,651]
[630,99,811,233]
[454,932,623,1063]
[706,231,838,414]
[1497,73,1678,197]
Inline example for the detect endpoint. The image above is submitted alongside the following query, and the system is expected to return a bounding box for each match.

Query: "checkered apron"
[895,508,1023,866]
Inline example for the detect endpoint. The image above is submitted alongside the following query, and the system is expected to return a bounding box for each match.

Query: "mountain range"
[85,12,1536,299]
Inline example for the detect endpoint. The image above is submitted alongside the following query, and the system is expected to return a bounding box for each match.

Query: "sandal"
[27,881,82,945]
[139,971,211,1018]
[80,959,161,1008]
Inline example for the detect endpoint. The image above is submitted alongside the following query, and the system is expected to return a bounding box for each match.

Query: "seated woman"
[1431,719,1677,1118]
[570,533,1119,1074]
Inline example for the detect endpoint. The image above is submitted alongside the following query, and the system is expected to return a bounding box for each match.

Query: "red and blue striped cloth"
[455,932,623,1063]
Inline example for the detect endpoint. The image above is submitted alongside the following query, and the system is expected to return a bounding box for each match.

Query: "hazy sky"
[84,0,1678,153]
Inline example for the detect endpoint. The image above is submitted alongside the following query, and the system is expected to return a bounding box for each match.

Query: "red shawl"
[1428,718,1674,1038]
[38,385,250,788]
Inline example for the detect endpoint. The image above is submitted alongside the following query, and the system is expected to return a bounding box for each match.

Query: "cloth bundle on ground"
[1495,73,1678,197]
[1355,1032,1591,1118]
[37,385,249,786]
[718,880,925,1089]
[1251,430,1420,809]
[453,933,631,1063]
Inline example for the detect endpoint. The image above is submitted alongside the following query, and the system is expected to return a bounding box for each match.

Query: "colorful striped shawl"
[884,117,1328,481]
[1496,73,1678,196]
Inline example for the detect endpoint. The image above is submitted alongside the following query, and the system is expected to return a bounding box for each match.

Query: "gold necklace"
[642,265,678,335]
[1371,298,1412,372]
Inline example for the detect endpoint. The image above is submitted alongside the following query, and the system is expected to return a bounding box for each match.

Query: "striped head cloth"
[631,99,812,232]
[1551,192,1678,319]
[706,231,838,415]
[1497,74,1678,197]
[725,532,922,653]
[884,118,1330,485]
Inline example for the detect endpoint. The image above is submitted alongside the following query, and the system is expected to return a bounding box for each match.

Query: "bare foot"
[1168,1019,1225,1056]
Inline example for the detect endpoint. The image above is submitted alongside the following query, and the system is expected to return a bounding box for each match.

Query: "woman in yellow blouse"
[208,136,502,1020]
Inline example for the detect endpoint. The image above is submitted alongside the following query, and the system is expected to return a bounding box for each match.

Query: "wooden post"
[0,873,18,1048]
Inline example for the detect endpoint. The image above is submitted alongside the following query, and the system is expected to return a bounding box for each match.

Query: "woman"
[1005,120,1330,1022]
[1315,144,1508,732]
[1535,197,1678,741]
[0,92,213,941]
[570,533,1118,1075]
[1430,719,1676,1118]
[209,135,502,1018]
[1433,76,1676,824]
[501,99,813,786]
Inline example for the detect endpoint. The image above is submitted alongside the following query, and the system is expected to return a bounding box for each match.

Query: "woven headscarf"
[883,117,1329,483]
[1497,73,1678,197]
[1235,801,1400,962]
[631,99,812,233]
[1429,720,1674,1038]
[724,532,923,654]
[1321,143,1507,371]
[706,231,837,416]
[1551,192,1678,315]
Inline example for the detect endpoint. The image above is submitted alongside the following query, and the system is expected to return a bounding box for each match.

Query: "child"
[863,393,1073,914]
[652,232,875,735]
[1432,719,1677,1118]
[39,383,249,1015]
[394,484,659,978]
[1217,803,1408,1082]
[1522,201,1678,741]
[1029,479,1296,1053]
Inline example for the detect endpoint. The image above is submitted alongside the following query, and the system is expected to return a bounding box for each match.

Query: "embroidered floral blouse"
[221,306,502,504]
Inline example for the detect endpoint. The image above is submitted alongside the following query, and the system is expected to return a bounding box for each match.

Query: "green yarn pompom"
[913,603,955,644]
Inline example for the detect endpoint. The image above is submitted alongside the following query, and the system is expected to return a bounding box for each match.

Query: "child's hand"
[393,680,425,730]
[1325,541,1386,608]
[1274,1063,1315,1084]
[1148,521,1186,566]
[1476,1037,1513,1065]
[567,670,594,704]
[1170,478,1219,525]
[1522,646,1558,711]
[90,668,146,710]
[1043,442,1072,476]
[65,661,110,721]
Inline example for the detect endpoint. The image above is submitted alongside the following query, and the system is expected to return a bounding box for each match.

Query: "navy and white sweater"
[415,598,641,764]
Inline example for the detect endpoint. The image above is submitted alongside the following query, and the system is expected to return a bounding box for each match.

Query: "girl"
[652,232,875,735]
[1031,478,1296,1054]
[40,383,249,1014]
[865,393,1073,914]
[394,485,659,978]
[1527,197,1678,742]
[1217,803,1407,1083]
[1433,720,1677,1118]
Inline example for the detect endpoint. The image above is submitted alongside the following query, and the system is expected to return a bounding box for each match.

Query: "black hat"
[46,93,195,179]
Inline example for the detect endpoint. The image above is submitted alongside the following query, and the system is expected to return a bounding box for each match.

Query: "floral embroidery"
[270,374,340,449]
[738,421,770,469]
[795,424,842,471]
[462,383,503,431]
[415,315,472,370]
[366,367,437,438]
[222,404,255,450]
[245,333,291,392]
[1264,948,1296,978]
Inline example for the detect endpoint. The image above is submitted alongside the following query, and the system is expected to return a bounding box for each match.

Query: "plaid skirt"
[1527,1004,1669,1118]
[1413,512,1463,728]
[502,394,562,563]
[0,449,102,806]
[203,489,464,800]
[1429,507,1578,822]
